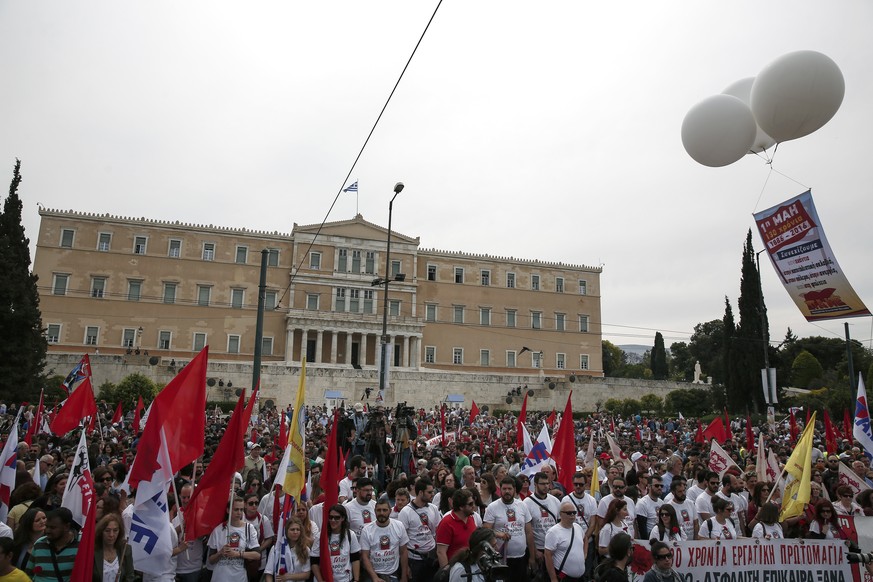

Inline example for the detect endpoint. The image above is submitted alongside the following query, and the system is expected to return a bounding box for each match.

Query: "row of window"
[425,304,590,332]
[50,275,278,309]
[426,265,588,295]
[423,346,590,370]
[45,324,274,355]
[58,229,280,265]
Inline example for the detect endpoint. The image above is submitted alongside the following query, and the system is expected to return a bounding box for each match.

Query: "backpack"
[433,561,472,582]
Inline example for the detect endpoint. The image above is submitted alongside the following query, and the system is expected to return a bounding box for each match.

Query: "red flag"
[470,401,480,423]
[23,390,44,446]
[440,404,447,446]
[789,409,799,445]
[132,396,144,436]
[516,394,529,449]
[278,411,288,449]
[546,408,557,429]
[129,347,208,489]
[844,409,853,444]
[635,426,642,442]
[50,378,97,436]
[723,408,733,440]
[318,410,342,582]
[550,392,575,493]
[745,414,754,451]
[694,421,705,444]
[111,401,123,425]
[824,410,838,455]
[250,428,258,444]
[805,407,811,426]
[63,431,96,582]
[184,390,248,540]
[702,417,727,444]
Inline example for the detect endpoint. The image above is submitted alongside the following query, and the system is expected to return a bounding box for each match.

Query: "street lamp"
[379,182,405,392]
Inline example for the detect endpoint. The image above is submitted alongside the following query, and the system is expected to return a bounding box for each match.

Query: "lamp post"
[379,182,405,392]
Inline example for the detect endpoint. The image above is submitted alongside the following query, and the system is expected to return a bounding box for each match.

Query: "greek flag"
[854,375,873,459]
[343,181,358,193]
[520,423,554,476]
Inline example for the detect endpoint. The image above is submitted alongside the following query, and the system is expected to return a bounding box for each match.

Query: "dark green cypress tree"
[722,296,737,409]
[651,332,668,380]
[734,229,769,413]
[0,160,47,402]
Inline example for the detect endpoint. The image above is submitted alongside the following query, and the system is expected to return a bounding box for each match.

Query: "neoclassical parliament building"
[33,208,604,403]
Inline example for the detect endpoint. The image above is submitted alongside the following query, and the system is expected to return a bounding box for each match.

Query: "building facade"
[34,209,603,399]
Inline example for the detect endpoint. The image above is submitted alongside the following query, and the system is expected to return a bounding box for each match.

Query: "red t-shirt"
[435,510,477,562]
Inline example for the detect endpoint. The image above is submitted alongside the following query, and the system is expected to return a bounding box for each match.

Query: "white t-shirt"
[264,542,311,575]
[449,562,485,582]
[596,494,635,533]
[207,523,260,582]
[544,523,586,578]
[668,498,697,541]
[359,519,410,575]
[598,521,631,551]
[483,498,532,559]
[398,501,441,557]
[344,498,377,536]
[635,495,664,538]
[561,493,598,537]
[339,477,354,500]
[523,494,561,550]
[751,522,783,539]
[698,517,737,540]
[310,531,361,582]
[695,492,715,519]
[171,513,204,574]
[686,483,705,503]
[244,512,275,569]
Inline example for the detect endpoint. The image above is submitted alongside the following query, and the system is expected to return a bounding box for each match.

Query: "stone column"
[402,336,410,367]
[299,329,307,362]
[345,333,353,365]
[330,331,338,364]
[284,328,294,363]
[315,330,323,364]
[360,333,368,366]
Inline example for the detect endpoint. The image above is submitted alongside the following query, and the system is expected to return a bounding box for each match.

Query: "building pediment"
[292,214,419,245]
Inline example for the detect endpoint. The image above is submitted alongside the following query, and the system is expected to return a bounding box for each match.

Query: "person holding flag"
[207,497,262,582]
[263,518,311,582]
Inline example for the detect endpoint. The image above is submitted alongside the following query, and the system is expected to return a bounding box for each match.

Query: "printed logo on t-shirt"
[722,527,732,539]
[506,508,516,523]
[363,510,372,523]
[541,509,549,518]
[576,505,584,517]
[419,512,429,526]
[330,540,341,555]
[380,535,391,550]
[681,509,690,523]
[228,532,241,548]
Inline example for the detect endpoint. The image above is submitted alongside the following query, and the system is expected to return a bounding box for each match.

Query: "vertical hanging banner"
[754,190,869,321]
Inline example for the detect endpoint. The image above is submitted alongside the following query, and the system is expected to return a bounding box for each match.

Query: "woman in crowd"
[649,504,686,544]
[446,527,496,582]
[207,497,262,582]
[310,504,360,582]
[807,500,848,539]
[433,473,456,509]
[750,503,783,539]
[833,485,863,516]
[244,473,267,499]
[479,473,497,507]
[6,483,41,531]
[263,518,310,582]
[11,508,45,570]
[599,499,631,556]
[698,497,738,540]
[438,487,456,515]
[34,473,67,512]
[93,513,135,582]
[593,533,632,582]
[293,503,318,546]
[642,541,681,582]
[745,481,773,534]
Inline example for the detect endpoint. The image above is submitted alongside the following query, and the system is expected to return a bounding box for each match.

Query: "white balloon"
[681,95,757,167]
[750,50,845,143]
[723,77,776,153]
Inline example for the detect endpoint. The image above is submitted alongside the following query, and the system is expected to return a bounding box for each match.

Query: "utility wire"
[277,0,444,308]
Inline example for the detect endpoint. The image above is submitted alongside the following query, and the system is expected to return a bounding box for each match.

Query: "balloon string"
[752,143,810,213]
[753,165,775,213]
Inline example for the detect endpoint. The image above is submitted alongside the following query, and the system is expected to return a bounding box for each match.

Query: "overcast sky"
[2,1,871,353]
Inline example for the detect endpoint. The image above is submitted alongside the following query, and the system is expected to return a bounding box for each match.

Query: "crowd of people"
[0,397,867,582]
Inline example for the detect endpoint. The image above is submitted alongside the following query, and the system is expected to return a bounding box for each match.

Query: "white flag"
[838,462,871,495]
[854,376,873,458]
[0,411,22,522]
[61,429,96,529]
[755,433,768,484]
[707,439,741,478]
[130,430,175,574]
[584,432,596,470]
[520,423,554,477]
[606,433,632,474]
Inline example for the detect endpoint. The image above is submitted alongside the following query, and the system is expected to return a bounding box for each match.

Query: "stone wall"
[47,354,706,412]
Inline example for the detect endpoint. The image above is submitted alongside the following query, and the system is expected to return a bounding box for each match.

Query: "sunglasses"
[562,510,577,516]
[247,501,258,506]
[659,512,670,517]
[655,552,674,560]
[573,482,586,487]
[329,515,343,521]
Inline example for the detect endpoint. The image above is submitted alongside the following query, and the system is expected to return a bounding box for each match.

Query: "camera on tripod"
[477,543,510,581]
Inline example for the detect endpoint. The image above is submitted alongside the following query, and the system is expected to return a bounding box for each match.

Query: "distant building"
[34,209,603,384]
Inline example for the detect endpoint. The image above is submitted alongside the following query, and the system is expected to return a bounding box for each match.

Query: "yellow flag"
[283,359,307,500]
[590,467,600,499]
[780,411,816,521]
